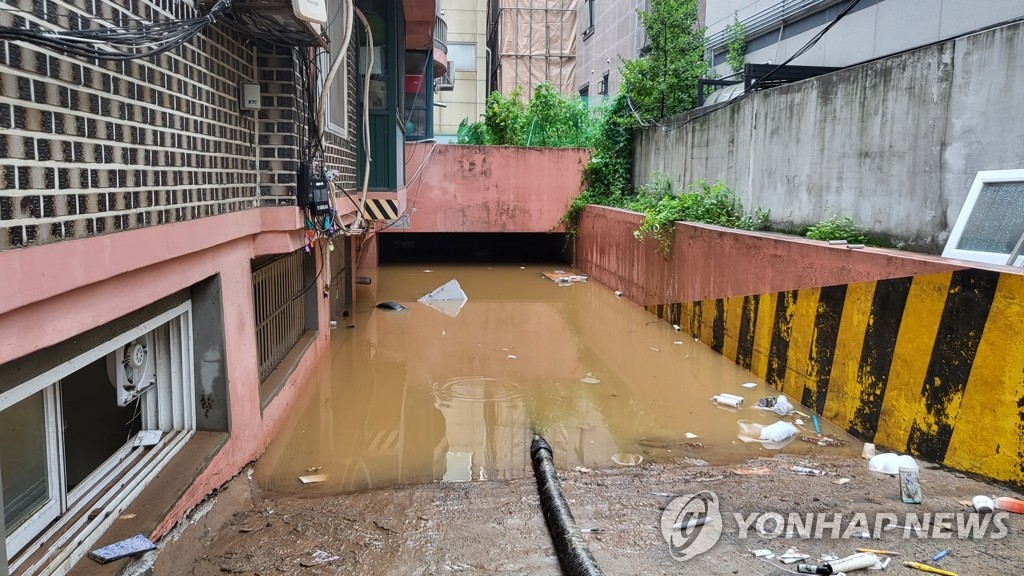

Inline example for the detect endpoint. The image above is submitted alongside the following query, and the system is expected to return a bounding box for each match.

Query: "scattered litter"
[932,549,950,562]
[760,421,799,442]
[904,560,958,575]
[580,527,603,533]
[133,430,162,447]
[846,244,866,249]
[520,266,526,269]
[683,441,704,448]
[375,301,405,311]
[820,554,838,562]
[650,347,661,352]
[712,393,744,408]
[118,513,137,520]
[682,457,709,466]
[737,420,798,449]
[832,478,851,485]
[672,324,681,332]
[792,466,826,476]
[614,291,623,298]
[900,466,922,504]
[543,270,588,284]
[506,355,517,360]
[862,442,876,459]
[777,548,810,564]
[574,466,592,473]
[88,534,156,564]
[300,550,340,567]
[972,495,995,513]
[880,557,893,569]
[330,320,338,329]
[868,453,918,475]
[299,473,327,484]
[741,382,758,389]
[685,432,699,439]
[304,466,322,472]
[824,552,882,572]
[423,269,433,273]
[418,279,468,318]
[850,530,872,538]
[674,341,684,345]
[441,330,446,336]
[751,549,775,559]
[995,496,1024,514]
[755,394,794,415]
[812,414,822,435]
[580,374,601,384]
[732,467,771,476]
[611,453,643,466]
[828,240,848,245]
[800,435,847,447]
[856,548,899,556]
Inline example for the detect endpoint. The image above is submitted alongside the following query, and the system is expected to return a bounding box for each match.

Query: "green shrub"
[630,176,769,254]
[455,83,600,148]
[803,216,868,244]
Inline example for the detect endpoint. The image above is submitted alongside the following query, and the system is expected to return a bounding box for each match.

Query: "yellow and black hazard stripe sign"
[362,198,399,221]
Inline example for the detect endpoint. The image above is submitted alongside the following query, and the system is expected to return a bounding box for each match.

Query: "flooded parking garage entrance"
[254,264,859,495]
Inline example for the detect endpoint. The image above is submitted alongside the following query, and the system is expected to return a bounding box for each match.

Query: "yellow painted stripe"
[722,296,744,363]
[699,300,713,346]
[782,287,821,400]
[943,273,1024,484]
[873,272,952,451]
[750,291,776,381]
[820,281,875,428]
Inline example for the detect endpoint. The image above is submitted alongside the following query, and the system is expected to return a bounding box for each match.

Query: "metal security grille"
[252,250,306,382]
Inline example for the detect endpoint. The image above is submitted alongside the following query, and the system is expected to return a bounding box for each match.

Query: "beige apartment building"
[433,0,490,140]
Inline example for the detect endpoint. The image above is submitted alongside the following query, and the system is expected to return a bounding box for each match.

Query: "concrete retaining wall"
[634,19,1024,253]
[576,205,1024,487]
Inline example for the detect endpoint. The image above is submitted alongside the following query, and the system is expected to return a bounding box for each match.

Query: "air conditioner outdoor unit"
[436,61,455,91]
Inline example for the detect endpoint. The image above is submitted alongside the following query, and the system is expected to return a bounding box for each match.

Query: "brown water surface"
[255,264,858,494]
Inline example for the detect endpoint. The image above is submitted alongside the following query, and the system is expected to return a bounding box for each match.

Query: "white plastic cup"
[861,443,876,459]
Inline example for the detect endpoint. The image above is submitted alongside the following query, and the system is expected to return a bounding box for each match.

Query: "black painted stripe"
[690,301,703,339]
[800,285,848,415]
[766,290,798,389]
[656,304,664,322]
[711,299,726,353]
[669,303,682,327]
[849,277,913,439]
[736,295,760,370]
[907,269,1000,462]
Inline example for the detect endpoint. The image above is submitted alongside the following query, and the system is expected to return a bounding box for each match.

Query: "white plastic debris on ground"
[737,420,799,449]
[418,279,469,318]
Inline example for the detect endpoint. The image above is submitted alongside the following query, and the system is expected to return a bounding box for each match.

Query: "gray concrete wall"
[635,20,1024,253]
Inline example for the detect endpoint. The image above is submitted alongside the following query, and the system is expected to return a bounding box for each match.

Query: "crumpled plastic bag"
[737,420,799,449]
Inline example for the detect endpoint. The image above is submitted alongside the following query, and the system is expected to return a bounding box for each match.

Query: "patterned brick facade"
[0,0,359,251]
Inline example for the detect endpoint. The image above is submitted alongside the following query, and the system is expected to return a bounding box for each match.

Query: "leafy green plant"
[455,83,599,148]
[630,176,769,254]
[803,216,868,244]
[725,12,746,74]
[621,0,707,121]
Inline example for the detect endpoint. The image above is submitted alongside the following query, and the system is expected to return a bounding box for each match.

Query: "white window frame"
[2,303,196,574]
[447,42,477,72]
[323,2,349,138]
[943,169,1024,267]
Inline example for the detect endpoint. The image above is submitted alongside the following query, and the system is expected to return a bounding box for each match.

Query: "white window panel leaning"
[943,170,1024,267]
[2,303,196,575]
[448,43,477,72]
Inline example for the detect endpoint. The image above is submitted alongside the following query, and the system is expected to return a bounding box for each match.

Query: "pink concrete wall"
[575,205,964,306]
[395,143,588,234]
[0,209,334,540]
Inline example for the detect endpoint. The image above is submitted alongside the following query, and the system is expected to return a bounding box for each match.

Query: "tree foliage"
[620,0,707,121]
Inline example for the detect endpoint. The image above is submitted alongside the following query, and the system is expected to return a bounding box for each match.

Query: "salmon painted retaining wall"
[576,205,1024,487]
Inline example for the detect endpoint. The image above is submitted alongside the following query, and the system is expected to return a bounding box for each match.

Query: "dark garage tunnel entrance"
[378,233,573,265]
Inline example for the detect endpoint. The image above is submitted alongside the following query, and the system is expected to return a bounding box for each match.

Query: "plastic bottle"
[994,496,1024,514]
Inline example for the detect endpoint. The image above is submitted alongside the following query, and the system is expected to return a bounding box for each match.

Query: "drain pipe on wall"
[530,436,604,576]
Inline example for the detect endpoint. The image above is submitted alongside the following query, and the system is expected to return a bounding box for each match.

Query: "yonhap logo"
[660,491,723,561]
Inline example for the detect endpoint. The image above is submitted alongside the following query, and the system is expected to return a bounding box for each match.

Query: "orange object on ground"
[994,497,1024,513]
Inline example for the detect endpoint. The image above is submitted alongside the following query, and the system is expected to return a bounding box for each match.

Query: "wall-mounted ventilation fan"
[107,332,156,406]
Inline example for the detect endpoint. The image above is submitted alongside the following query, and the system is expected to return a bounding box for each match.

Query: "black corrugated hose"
[530,435,604,576]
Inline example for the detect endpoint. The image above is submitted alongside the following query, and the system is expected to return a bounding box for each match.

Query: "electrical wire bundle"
[0,0,230,61]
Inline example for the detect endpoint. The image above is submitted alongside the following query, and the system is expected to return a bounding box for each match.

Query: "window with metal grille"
[252,250,309,382]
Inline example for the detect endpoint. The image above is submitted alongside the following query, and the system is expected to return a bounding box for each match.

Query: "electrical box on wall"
[240,82,261,110]
[298,166,331,216]
[293,0,328,24]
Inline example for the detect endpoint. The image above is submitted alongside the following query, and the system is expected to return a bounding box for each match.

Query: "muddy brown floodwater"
[169,265,1024,576]
[255,264,859,496]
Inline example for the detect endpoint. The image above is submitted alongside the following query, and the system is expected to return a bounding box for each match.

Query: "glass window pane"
[956,181,1024,253]
[448,43,476,71]
[2,391,50,535]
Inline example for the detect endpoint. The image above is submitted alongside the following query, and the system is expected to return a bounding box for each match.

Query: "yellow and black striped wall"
[646,268,1024,488]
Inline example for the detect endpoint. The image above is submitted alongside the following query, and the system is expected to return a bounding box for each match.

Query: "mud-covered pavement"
[165,454,1023,575]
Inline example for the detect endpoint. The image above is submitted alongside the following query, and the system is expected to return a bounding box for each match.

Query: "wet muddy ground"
[169,454,1024,575]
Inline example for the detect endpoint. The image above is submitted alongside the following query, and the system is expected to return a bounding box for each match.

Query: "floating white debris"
[418,279,468,318]
[685,432,698,439]
[741,382,758,389]
[506,355,517,360]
